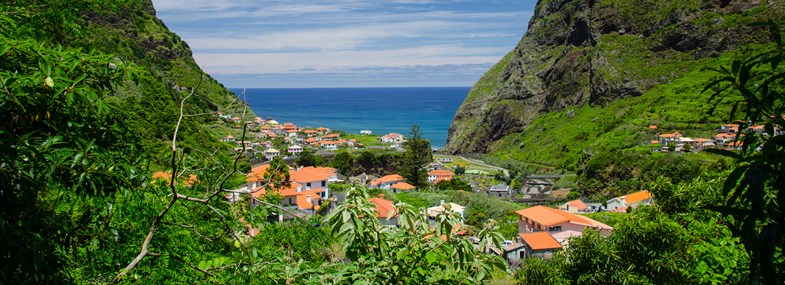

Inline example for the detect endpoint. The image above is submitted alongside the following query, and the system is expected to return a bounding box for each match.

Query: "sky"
[151,0,537,88]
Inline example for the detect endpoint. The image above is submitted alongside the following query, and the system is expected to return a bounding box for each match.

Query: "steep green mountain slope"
[446,0,783,167]
[4,0,252,160]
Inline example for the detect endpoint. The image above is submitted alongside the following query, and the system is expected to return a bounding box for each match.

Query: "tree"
[402,125,432,187]
[264,156,290,193]
[454,165,466,175]
[330,151,354,175]
[295,147,322,167]
[703,21,785,284]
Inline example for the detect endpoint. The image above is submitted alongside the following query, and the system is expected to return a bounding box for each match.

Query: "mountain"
[3,0,252,160]
[446,0,783,168]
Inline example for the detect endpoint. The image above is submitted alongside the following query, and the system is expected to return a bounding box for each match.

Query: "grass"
[486,43,761,171]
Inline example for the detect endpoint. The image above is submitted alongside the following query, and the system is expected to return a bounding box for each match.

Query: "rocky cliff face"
[446,0,777,154]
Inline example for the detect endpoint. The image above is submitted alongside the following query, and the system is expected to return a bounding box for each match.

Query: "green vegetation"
[516,173,751,284]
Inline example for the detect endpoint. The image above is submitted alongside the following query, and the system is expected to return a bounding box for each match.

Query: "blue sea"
[231,87,470,148]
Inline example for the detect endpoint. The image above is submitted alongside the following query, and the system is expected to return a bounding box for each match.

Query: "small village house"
[606,190,654,212]
[370,174,407,189]
[390,182,416,192]
[558,199,589,213]
[516,205,612,236]
[487,183,511,198]
[287,145,304,155]
[427,169,454,184]
[370,194,398,226]
[518,232,562,259]
[379,133,404,143]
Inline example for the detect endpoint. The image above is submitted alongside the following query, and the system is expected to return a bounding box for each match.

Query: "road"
[457,156,509,177]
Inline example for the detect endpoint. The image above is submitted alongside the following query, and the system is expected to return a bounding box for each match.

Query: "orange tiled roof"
[433,177,452,184]
[515,206,611,230]
[519,232,562,250]
[323,133,340,138]
[152,171,199,186]
[391,182,416,191]
[370,196,398,218]
[295,189,323,210]
[659,132,681,138]
[567,199,588,211]
[623,190,653,204]
[428,169,454,176]
[290,167,335,183]
[648,125,658,129]
[371,174,406,186]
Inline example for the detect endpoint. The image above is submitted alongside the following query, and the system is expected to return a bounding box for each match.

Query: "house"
[320,141,338,150]
[427,169,454,184]
[360,130,373,135]
[231,116,241,123]
[288,145,304,155]
[390,182,416,192]
[289,166,337,199]
[516,205,612,236]
[379,133,404,143]
[370,194,398,226]
[436,157,454,163]
[719,123,739,133]
[427,201,465,219]
[658,132,681,146]
[714,133,737,146]
[488,183,511,198]
[221,135,235,142]
[264,148,280,161]
[606,190,654,212]
[246,165,336,217]
[350,173,378,185]
[322,133,340,141]
[488,242,527,268]
[370,174,407,189]
[303,129,318,137]
[316,127,329,134]
[558,199,589,213]
[518,232,562,259]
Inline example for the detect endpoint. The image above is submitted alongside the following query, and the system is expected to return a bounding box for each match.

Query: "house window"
[519,251,525,259]
[548,226,562,232]
[306,182,311,187]
[321,181,326,187]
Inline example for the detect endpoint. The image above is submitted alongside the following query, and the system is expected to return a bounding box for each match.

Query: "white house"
[516,205,612,236]
[264,148,280,161]
[288,145,304,155]
[606,190,654,212]
[370,174,407,189]
[379,133,404,143]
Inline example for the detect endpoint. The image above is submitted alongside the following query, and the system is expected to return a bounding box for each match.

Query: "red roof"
[391,182,416,191]
[515,206,612,230]
[567,199,588,211]
[428,169,454,176]
[519,232,562,250]
[290,167,335,183]
[370,196,397,218]
[622,190,653,204]
[371,174,406,186]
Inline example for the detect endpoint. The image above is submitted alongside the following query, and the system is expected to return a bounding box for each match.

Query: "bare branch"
[112,197,178,283]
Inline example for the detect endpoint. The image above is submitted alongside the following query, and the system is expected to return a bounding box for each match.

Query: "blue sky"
[151,0,536,88]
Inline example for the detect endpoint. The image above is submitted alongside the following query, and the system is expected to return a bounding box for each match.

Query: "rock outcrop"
[446,0,779,154]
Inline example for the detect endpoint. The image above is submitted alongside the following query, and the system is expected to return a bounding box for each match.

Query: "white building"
[288,145,304,155]
[379,133,404,143]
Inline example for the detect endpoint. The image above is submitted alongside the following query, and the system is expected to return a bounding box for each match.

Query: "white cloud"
[194,45,506,75]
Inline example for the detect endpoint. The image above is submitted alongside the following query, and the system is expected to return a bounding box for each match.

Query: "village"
[190,114,665,268]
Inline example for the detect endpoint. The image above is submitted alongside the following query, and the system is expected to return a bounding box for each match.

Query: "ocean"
[231,87,470,148]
